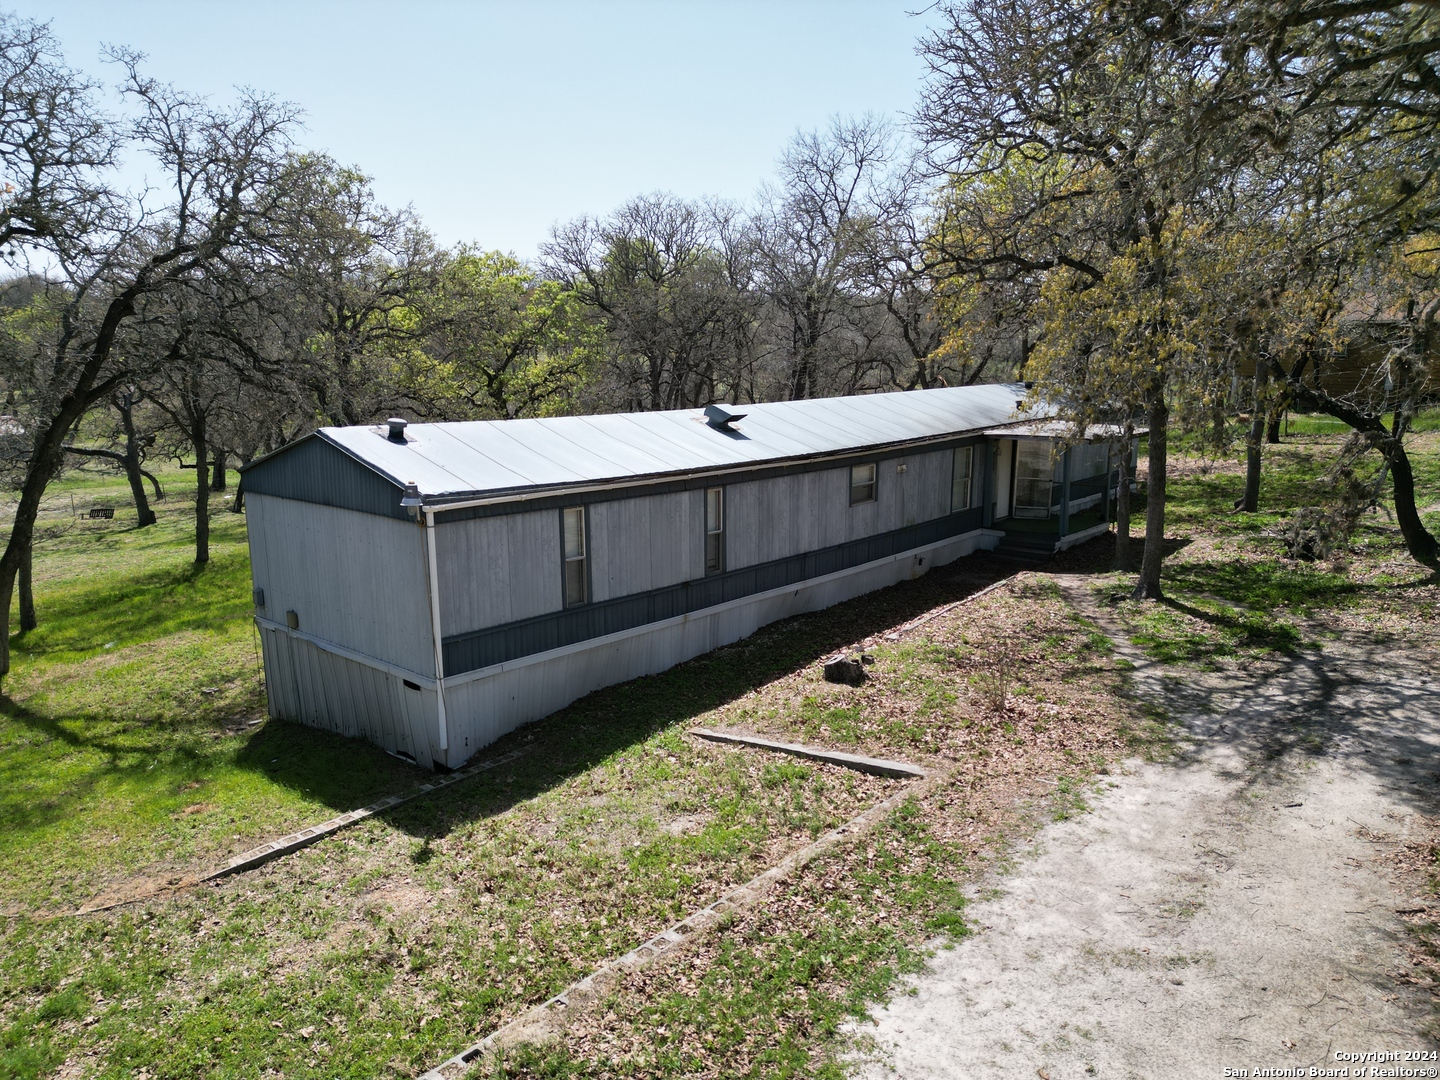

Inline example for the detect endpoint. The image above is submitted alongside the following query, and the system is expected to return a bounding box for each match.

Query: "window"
[951,446,974,512]
[849,462,876,505]
[705,487,725,575]
[562,506,587,606]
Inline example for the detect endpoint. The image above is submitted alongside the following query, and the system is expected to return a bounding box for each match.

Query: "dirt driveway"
[852,576,1440,1080]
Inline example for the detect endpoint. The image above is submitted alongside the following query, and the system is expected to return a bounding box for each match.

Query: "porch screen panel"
[1013,441,1053,519]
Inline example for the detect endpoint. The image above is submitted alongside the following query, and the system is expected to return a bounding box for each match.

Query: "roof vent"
[704,404,747,430]
[386,417,408,442]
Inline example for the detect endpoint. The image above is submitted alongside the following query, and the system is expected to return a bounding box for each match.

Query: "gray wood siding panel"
[589,490,702,602]
[247,493,434,675]
[725,452,955,571]
[911,449,955,522]
[435,509,560,637]
[726,469,847,570]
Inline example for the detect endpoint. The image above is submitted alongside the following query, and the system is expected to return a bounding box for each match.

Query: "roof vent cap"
[704,404,747,430]
[386,417,408,442]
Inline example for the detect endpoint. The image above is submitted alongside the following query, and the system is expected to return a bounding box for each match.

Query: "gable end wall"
[242,437,408,521]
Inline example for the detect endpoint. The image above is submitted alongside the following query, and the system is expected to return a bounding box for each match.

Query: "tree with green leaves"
[918,0,1228,598]
[419,248,589,419]
[0,32,299,679]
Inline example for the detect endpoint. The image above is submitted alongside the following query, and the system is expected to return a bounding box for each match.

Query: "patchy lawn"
[0,464,420,915]
[467,572,1147,1079]
[1096,430,1440,669]
[0,462,1142,1080]
[0,463,1142,1080]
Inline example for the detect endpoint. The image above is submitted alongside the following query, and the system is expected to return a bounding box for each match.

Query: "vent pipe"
[386,417,408,442]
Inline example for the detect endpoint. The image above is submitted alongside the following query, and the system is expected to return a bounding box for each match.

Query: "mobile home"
[239,384,1132,769]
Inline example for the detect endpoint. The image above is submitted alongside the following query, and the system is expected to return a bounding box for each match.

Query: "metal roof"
[249,383,1038,506]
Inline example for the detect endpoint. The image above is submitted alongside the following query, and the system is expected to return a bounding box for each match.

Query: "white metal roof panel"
[312,383,1035,503]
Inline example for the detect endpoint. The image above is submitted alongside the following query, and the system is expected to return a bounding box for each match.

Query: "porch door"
[1013,440,1053,519]
[993,439,1013,519]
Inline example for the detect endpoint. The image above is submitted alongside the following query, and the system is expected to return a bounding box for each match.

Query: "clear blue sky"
[12,1,939,260]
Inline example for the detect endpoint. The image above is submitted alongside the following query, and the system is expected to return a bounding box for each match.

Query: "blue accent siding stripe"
[440,507,984,676]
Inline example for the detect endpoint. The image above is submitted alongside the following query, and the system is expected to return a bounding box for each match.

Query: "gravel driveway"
[851,576,1440,1080]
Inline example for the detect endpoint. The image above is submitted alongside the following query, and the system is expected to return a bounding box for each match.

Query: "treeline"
[0,20,1009,590]
[0,5,1438,678]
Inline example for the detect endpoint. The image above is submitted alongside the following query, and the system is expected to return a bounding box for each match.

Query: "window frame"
[560,505,588,607]
[704,486,725,576]
[951,445,974,512]
[849,461,877,505]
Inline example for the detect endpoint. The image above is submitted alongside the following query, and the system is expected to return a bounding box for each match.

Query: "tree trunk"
[117,399,157,527]
[212,451,226,492]
[18,539,34,633]
[1133,391,1168,600]
[193,418,210,565]
[1387,438,1440,568]
[1114,434,1132,571]
[1265,404,1283,444]
[1242,370,1266,513]
[0,408,92,681]
[230,455,248,513]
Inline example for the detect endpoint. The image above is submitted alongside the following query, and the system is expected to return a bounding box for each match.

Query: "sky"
[13,1,941,260]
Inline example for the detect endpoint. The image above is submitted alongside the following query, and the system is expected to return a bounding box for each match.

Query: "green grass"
[0,458,1124,1079]
[1107,428,1440,666]
[1281,408,1440,436]
[0,451,1145,1079]
[0,463,420,913]
[472,798,972,1079]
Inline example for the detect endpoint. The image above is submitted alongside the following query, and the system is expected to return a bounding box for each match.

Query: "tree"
[1081,0,1440,566]
[918,0,1237,598]
[0,43,298,680]
[418,248,588,419]
[277,157,438,426]
[63,385,164,526]
[752,115,912,400]
[542,193,755,411]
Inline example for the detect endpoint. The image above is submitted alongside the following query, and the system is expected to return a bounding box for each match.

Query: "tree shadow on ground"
[0,689,421,844]
[9,553,251,660]
[1154,637,1440,826]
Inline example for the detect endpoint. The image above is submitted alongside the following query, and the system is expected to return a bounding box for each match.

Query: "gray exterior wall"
[245,437,996,771]
[433,445,968,641]
[247,493,435,676]
[588,489,704,601]
[259,626,443,765]
[726,448,954,570]
[438,526,997,766]
[435,508,562,634]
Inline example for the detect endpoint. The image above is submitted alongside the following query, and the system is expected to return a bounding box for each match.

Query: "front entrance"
[1013,440,1053,519]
